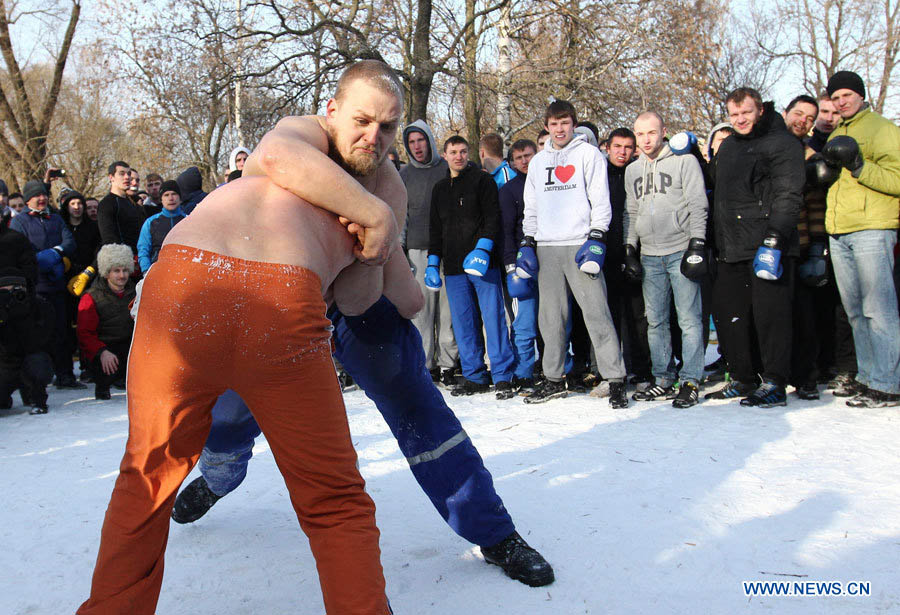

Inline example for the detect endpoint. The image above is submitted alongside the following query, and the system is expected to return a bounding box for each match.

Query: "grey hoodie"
[399,120,448,250]
[623,144,708,256]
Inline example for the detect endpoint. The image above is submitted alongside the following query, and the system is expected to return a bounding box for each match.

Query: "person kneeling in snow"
[76,244,136,400]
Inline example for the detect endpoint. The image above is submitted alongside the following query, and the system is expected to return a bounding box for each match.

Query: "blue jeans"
[510,294,538,380]
[443,268,515,383]
[830,230,900,394]
[197,297,516,547]
[641,251,704,385]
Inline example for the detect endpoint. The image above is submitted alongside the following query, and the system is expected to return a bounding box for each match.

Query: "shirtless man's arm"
[331,162,424,318]
[243,115,398,265]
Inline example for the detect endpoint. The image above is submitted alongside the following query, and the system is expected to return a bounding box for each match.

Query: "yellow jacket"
[825,106,900,234]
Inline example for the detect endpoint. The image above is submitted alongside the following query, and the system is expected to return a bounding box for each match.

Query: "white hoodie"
[523,134,611,245]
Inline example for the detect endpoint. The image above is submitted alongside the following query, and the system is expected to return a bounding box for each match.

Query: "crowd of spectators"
[0,70,898,415]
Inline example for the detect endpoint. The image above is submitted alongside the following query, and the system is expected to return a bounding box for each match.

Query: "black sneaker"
[830,374,863,397]
[524,379,567,404]
[494,380,516,400]
[172,477,223,524]
[439,368,457,387]
[429,367,441,383]
[480,532,555,587]
[514,377,536,396]
[95,385,111,400]
[565,372,587,394]
[705,380,757,400]
[609,381,628,408]
[740,382,787,407]
[338,370,357,392]
[632,382,674,402]
[55,374,87,390]
[28,404,48,415]
[846,388,900,408]
[672,381,700,408]
[451,379,490,396]
[826,372,852,390]
[794,383,820,400]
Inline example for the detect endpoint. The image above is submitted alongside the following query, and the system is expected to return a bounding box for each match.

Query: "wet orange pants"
[77,245,390,615]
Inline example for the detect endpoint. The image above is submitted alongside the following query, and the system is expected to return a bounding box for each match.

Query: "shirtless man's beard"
[326,125,381,178]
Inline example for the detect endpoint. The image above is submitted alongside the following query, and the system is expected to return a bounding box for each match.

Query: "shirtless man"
[172,61,555,589]
[77,61,415,615]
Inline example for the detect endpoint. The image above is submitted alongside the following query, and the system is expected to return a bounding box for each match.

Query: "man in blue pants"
[173,296,554,587]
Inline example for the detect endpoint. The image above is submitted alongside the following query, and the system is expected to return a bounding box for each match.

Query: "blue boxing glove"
[575,229,607,277]
[36,247,63,273]
[669,131,697,155]
[506,267,533,299]
[798,242,828,287]
[753,231,784,281]
[515,236,538,279]
[463,237,493,276]
[424,254,442,290]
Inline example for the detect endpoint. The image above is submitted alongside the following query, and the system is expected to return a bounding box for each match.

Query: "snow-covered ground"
[3,355,899,614]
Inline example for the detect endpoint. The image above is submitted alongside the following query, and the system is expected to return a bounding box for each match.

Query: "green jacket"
[825,106,900,234]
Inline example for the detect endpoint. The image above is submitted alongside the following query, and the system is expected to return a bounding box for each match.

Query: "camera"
[48,169,67,179]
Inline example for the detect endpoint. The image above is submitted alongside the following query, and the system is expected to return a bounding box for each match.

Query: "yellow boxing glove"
[67,266,96,297]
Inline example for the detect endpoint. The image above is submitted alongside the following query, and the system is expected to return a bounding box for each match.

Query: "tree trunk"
[407,0,434,123]
[464,0,480,162]
[495,0,512,148]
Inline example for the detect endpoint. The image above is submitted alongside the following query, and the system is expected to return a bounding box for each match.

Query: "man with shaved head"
[623,111,708,408]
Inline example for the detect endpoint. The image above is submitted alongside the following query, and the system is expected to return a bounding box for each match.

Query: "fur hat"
[97,244,135,278]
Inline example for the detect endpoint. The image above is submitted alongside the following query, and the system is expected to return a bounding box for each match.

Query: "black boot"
[95,384,111,401]
[480,532,555,587]
[450,379,490,396]
[608,381,628,409]
[172,477,224,524]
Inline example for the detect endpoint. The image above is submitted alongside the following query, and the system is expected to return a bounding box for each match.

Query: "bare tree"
[0,0,80,187]
[755,0,899,116]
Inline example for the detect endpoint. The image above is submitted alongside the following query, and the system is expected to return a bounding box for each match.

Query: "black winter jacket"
[428,163,501,276]
[0,225,37,289]
[97,193,146,254]
[713,102,804,262]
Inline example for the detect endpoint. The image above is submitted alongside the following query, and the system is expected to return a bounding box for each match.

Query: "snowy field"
[3,355,899,614]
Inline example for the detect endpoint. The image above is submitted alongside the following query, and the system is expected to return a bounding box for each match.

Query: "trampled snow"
[2,365,898,614]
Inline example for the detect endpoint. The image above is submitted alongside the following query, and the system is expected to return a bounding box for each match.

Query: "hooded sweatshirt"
[623,143,708,256]
[228,146,251,173]
[399,121,449,250]
[177,167,208,214]
[522,133,611,245]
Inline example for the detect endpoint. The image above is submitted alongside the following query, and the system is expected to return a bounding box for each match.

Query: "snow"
[3,354,899,614]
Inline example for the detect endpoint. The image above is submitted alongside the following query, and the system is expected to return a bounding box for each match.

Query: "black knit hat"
[826,71,866,99]
[60,190,85,209]
[159,179,181,198]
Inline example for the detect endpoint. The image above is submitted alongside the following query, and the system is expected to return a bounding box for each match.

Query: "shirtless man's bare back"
[77,61,417,615]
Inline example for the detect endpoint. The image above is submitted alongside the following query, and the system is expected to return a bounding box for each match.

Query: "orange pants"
[78,245,390,615]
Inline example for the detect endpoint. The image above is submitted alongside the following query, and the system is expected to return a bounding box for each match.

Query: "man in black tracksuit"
[97,161,146,258]
[707,89,805,407]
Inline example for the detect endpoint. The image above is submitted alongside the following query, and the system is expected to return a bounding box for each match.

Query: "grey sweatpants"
[536,245,626,382]
[408,248,458,370]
